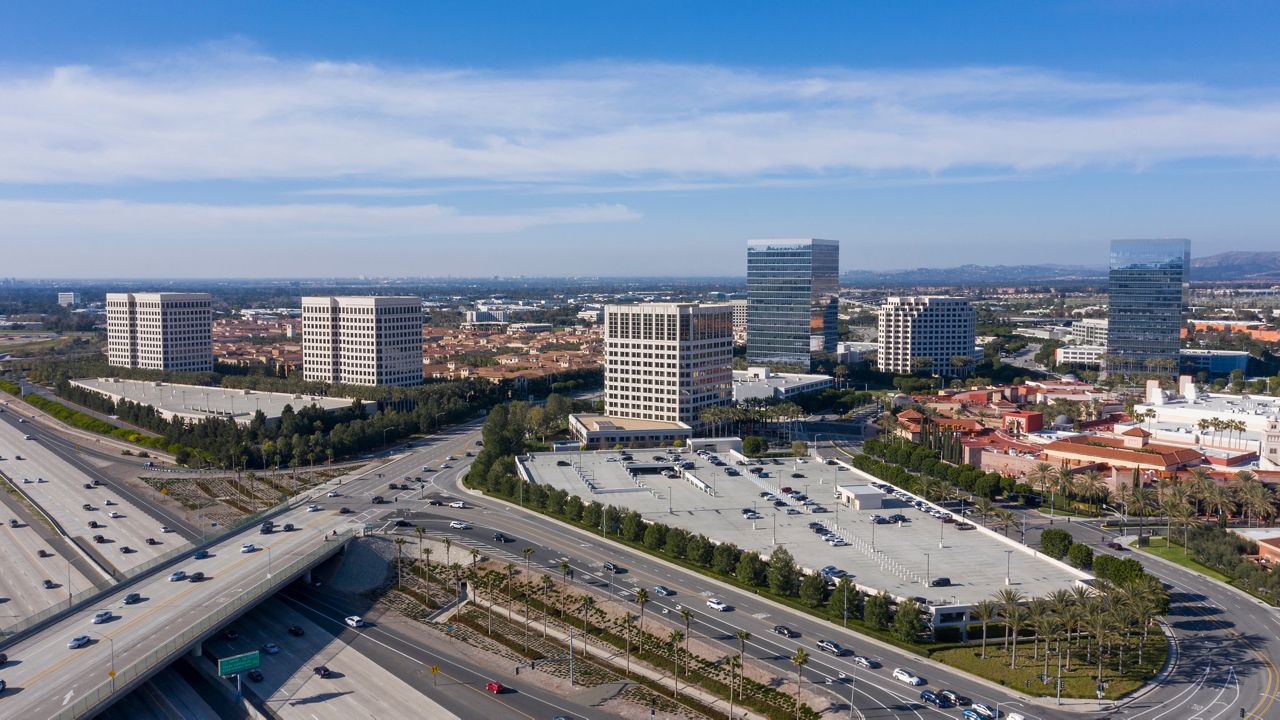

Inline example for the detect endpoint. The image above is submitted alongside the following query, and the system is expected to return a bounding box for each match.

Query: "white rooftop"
[71,378,352,425]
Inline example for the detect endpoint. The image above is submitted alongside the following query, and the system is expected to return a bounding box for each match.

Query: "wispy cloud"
[2,49,1279,189]
[0,199,640,241]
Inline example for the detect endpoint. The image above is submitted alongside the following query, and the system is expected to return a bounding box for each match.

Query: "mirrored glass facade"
[746,239,840,370]
[1106,239,1190,376]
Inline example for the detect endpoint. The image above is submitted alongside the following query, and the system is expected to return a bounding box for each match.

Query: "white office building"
[302,296,423,387]
[1055,345,1107,366]
[603,303,733,427]
[877,296,976,377]
[58,292,81,307]
[1072,318,1108,347]
[106,292,213,372]
[732,367,833,402]
[729,299,749,334]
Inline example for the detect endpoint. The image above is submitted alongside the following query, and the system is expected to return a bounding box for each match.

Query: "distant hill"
[840,251,1280,286]
[1191,251,1280,281]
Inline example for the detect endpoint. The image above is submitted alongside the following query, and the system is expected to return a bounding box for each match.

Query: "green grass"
[932,633,1167,700]
[1138,536,1233,583]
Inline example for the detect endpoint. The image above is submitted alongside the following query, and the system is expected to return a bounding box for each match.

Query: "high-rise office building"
[876,296,976,377]
[106,292,213,372]
[746,239,840,369]
[57,292,81,307]
[302,296,424,386]
[604,303,733,427]
[1106,239,1190,376]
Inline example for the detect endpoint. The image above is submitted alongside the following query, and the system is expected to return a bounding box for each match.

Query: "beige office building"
[302,296,423,387]
[106,292,213,372]
[604,303,733,427]
[877,296,976,377]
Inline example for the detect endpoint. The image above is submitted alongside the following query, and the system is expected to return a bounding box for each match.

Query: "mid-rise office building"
[57,292,81,307]
[877,296,976,377]
[1071,318,1108,347]
[729,299,749,334]
[106,292,213,372]
[604,303,733,427]
[1107,239,1190,376]
[302,296,423,387]
[746,239,840,369]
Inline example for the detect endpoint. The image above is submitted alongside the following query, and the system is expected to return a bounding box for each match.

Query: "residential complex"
[1106,238,1190,376]
[301,296,424,387]
[602,302,733,427]
[745,238,839,369]
[876,296,976,377]
[106,292,213,372]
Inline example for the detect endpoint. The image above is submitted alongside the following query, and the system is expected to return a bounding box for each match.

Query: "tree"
[634,587,649,656]
[668,629,684,697]
[790,647,809,720]
[734,630,751,702]
[1067,543,1094,570]
[712,542,740,575]
[790,440,808,457]
[798,573,827,608]
[767,546,800,596]
[972,599,999,659]
[1040,528,1074,560]
[742,436,768,457]
[864,592,892,630]
[679,607,695,676]
[892,598,926,643]
[736,551,767,586]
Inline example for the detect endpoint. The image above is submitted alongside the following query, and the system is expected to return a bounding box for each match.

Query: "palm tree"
[522,546,535,576]
[790,647,809,720]
[634,587,649,657]
[668,629,684,697]
[727,653,742,719]
[735,629,751,701]
[994,588,1025,654]
[415,526,425,560]
[540,574,555,637]
[1027,599,1051,661]
[974,497,996,526]
[504,562,517,621]
[559,558,571,588]
[1031,461,1055,500]
[678,607,694,677]
[1079,469,1105,513]
[423,547,434,601]
[469,547,480,570]
[622,612,637,672]
[394,537,407,586]
[578,594,595,636]
[442,537,452,566]
[1054,465,1075,514]
[1005,604,1029,669]
[973,599,999,659]
[1206,483,1235,526]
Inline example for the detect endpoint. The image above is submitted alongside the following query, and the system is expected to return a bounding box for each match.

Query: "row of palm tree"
[699,402,805,437]
[1196,416,1250,450]
[970,575,1166,682]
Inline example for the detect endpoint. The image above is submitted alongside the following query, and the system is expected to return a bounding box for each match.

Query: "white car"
[1006,713,1026,720]
[448,501,466,509]
[307,504,321,512]
[892,667,924,686]
[971,704,998,718]
[169,570,187,582]
[706,598,729,611]
[344,615,364,628]
[241,543,257,553]
[449,521,471,530]
[91,610,112,624]
[108,511,122,519]
[68,634,91,649]
[326,491,340,497]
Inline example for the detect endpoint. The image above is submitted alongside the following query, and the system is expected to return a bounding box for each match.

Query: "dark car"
[930,577,951,587]
[791,472,804,479]
[313,665,332,678]
[1107,541,1124,551]
[123,592,142,605]
[772,625,797,638]
[919,690,947,707]
[428,499,443,506]
[188,571,206,582]
[395,519,413,527]
[247,669,264,682]
[194,549,210,559]
[602,561,621,574]
[371,496,385,504]
[283,523,295,532]
[92,534,106,543]
[145,537,160,545]
[339,507,352,514]
[83,483,94,489]
[773,500,786,507]
[288,625,305,636]
[816,639,845,655]
[493,532,511,543]
[42,579,56,589]
[939,689,971,706]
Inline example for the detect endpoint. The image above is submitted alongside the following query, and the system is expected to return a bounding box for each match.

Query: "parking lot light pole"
[923,553,930,587]
[1004,550,1014,586]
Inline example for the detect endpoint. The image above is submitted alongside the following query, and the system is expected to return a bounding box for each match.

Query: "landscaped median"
[1134,531,1279,605]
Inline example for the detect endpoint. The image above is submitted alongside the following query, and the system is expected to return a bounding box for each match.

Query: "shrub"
[1067,543,1094,570]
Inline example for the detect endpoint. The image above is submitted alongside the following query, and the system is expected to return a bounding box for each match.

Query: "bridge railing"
[52,529,356,720]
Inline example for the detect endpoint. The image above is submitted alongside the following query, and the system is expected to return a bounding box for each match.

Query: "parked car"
[892,667,924,685]
[930,577,951,587]
[145,537,160,545]
[339,507,352,514]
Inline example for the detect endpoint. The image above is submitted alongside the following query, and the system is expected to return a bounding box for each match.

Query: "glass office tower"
[746,239,840,370]
[1106,238,1190,377]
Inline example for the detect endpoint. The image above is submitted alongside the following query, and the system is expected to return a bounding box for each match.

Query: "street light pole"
[923,553,930,587]
[1004,550,1014,586]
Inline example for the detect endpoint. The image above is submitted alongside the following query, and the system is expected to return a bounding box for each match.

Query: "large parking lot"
[521,448,1087,614]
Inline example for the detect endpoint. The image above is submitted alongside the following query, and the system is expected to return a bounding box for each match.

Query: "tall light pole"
[923,552,930,587]
[1004,550,1014,586]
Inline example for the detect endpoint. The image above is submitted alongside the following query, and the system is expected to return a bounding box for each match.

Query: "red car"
[1106,542,1124,551]
[485,681,504,694]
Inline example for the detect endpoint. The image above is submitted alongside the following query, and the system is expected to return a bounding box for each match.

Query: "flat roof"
[72,378,352,424]
[523,450,1084,607]
[837,484,884,496]
[571,414,691,432]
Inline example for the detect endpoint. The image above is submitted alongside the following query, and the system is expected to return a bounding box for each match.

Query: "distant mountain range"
[841,251,1280,286]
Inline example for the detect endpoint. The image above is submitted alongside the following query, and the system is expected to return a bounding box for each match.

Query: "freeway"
[0,511,93,624]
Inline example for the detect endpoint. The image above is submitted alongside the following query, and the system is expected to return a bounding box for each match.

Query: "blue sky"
[3,1,1280,278]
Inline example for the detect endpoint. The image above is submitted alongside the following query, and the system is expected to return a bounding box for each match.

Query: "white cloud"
[0,199,640,242]
[1,51,1278,188]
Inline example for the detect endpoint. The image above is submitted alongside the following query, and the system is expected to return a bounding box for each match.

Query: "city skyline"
[4,3,1280,277]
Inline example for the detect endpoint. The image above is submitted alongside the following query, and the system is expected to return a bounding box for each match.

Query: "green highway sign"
[218,651,260,676]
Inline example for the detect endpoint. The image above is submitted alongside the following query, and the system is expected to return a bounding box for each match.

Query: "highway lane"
[0,517,92,624]
[0,417,179,575]
[0,409,196,539]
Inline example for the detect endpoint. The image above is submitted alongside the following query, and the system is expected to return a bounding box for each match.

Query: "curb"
[455,479,1117,714]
